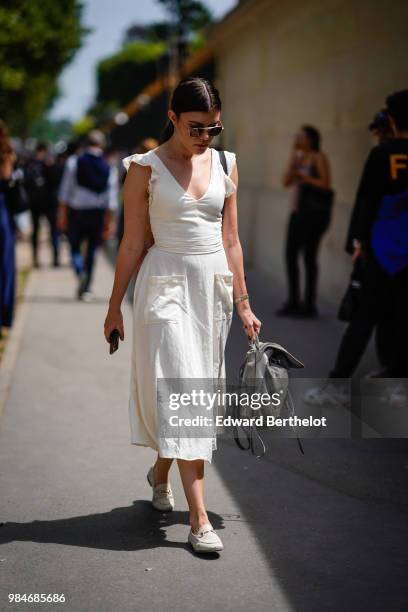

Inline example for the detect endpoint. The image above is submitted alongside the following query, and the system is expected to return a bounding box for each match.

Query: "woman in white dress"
[104,77,261,553]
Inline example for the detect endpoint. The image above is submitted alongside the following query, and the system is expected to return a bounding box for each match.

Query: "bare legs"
[152,456,173,485]
[153,454,210,534]
[177,458,209,534]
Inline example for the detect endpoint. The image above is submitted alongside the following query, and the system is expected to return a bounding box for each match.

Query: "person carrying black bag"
[334,91,408,380]
[277,125,333,319]
[335,114,396,377]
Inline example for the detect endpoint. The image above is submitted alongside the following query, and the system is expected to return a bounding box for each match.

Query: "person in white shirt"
[58,130,118,301]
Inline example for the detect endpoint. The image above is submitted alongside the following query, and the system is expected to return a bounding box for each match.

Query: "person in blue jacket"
[0,120,17,335]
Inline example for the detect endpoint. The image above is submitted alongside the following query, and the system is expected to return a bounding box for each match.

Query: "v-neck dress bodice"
[123,148,236,254]
[122,147,237,463]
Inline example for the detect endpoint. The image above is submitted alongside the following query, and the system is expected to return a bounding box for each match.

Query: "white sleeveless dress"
[122,148,237,463]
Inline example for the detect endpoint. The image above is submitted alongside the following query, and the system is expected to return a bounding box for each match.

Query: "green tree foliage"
[0,0,87,135]
[95,41,167,113]
[30,117,73,143]
[157,0,212,38]
[72,115,95,136]
[89,0,212,124]
[145,1,212,57]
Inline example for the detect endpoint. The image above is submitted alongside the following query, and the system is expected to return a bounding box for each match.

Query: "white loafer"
[147,466,175,512]
[188,522,224,553]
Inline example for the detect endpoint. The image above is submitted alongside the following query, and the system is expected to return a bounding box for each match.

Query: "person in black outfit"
[277,125,332,318]
[25,142,60,267]
[342,110,394,376]
[331,91,408,379]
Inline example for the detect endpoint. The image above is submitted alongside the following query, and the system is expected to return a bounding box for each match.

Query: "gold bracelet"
[233,293,249,304]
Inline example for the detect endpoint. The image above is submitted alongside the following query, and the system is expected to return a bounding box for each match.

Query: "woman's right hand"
[236,302,262,340]
[104,307,124,343]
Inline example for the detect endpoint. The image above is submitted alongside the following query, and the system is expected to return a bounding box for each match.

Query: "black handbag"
[3,173,30,215]
[337,257,365,322]
[298,182,335,215]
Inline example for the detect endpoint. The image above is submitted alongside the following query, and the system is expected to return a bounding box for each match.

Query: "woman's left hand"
[236,302,262,340]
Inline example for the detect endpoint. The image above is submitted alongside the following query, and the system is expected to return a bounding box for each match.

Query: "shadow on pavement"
[213,438,408,612]
[0,502,224,558]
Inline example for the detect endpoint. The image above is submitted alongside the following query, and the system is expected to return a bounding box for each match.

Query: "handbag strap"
[217,149,228,175]
[218,150,228,216]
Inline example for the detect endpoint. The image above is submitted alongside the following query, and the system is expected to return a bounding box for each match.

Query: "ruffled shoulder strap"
[223,150,236,176]
[122,149,156,172]
[219,150,237,197]
[121,150,159,207]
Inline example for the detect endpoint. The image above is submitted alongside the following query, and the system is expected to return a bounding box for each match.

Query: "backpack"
[231,334,305,458]
[4,169,30,215]
[76,152,110,194]
[371,188,408,275]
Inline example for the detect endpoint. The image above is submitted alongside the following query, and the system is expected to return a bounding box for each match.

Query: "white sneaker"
[147,466,175,512]
[81,290,95,303]
[188,522,224,553]
[304,382,350,408]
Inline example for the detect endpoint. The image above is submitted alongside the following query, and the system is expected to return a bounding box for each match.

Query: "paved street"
[0,236,407,612]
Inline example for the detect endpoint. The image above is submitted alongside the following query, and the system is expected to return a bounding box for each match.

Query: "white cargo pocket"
[144,275,187,324]
[213,272,234,321]
[213,272,234,380]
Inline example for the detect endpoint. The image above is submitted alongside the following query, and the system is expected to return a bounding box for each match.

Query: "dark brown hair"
[386,90,408,131]
[160,77,222,143]
[302,125,321,151]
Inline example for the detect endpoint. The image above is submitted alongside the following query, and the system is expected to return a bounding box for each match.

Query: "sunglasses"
[187,123,224,138]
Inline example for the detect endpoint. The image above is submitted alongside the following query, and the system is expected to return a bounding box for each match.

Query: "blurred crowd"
[0,129,159,337]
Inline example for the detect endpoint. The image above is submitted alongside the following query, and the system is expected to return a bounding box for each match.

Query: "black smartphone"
[109,329,120,354]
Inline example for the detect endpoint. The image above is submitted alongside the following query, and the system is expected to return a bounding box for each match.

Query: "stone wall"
[210,0,408,302]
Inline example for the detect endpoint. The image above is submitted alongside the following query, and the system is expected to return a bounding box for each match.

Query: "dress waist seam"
[152,244,224,255]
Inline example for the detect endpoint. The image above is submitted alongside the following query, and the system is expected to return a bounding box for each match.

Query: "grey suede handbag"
[232,333,305,458]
